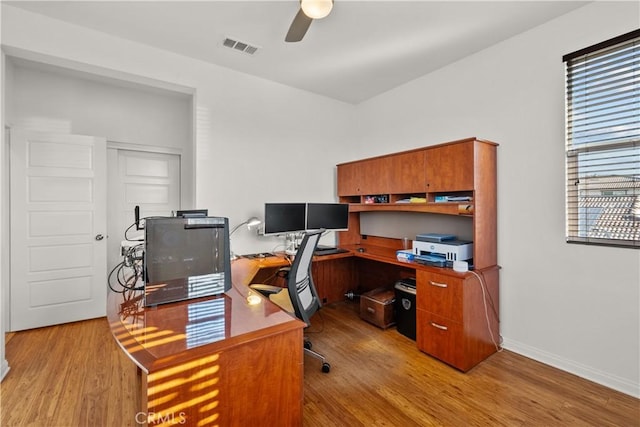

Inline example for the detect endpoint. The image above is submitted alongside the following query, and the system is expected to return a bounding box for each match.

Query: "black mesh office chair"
[250,229,330,373]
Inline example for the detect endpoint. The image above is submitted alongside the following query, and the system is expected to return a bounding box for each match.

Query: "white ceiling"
[5,1,588,104]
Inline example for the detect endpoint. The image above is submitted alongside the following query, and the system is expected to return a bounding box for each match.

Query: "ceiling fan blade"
[285,8,313,42]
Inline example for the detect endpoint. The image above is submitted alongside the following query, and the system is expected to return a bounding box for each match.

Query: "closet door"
[106,147,181,279]
[10,129,107,331]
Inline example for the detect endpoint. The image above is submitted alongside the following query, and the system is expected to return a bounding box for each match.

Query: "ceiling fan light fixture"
[300,0,333,20]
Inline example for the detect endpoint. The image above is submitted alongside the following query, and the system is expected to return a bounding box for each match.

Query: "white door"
[10,129,107,331]
[106,148,181,280]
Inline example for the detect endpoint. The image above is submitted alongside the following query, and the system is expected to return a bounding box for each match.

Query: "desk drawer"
[417,309,464,369]
[417,271,463,322]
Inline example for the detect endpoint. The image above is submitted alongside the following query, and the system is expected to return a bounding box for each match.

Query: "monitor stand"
[285,233,298,256]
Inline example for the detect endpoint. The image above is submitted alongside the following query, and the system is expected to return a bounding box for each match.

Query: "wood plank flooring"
[1,300,638,426]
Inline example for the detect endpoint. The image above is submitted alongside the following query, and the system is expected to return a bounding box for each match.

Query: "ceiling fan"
[285,0,334,42]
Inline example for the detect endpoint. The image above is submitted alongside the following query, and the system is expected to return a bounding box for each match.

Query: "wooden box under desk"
[360,287,396,329]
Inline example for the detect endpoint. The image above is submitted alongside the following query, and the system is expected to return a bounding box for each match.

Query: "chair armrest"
[250,284,284,296]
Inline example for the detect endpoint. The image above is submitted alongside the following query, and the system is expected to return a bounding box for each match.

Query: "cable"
[123,215,167,241]
[305,309,325,334]
[108,239,145,293]
[115,216,172,292]
[469,270,503,353]
[124,221,143,242]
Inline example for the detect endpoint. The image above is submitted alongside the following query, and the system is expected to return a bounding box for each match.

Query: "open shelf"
[347,202,472,216]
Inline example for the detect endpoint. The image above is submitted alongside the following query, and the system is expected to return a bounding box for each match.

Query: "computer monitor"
[263,203,307,235]
[144,216,231,306]
[306,203,349,231]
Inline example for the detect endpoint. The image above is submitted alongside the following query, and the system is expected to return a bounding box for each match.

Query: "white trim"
[2,126,9,332]
[107,140,182,156]
[503,338,640,398]
[0,42,7,382]
[2,46,194,96]
[0,359,9,382]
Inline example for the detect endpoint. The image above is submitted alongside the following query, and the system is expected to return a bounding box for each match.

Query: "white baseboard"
[503,338,639,398]
[0,359,9,382]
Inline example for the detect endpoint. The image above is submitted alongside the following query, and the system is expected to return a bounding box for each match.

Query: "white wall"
[356,1,640,397]
[7,59,192,150]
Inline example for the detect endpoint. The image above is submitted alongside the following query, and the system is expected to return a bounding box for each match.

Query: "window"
[563,29,640,248]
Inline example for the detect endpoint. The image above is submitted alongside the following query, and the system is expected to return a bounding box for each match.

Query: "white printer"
[412,233,473,262]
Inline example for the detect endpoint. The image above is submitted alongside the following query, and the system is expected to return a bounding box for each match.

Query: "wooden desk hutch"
[335,137,500,372]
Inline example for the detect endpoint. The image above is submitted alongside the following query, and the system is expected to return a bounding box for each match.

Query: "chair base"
[304,339,330,373]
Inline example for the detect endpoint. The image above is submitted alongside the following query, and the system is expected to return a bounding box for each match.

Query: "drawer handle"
[429,281,448,288]
[430,322,448,331]
[367,307,375,313]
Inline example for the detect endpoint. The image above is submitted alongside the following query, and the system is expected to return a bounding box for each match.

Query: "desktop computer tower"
[143,216,231,306]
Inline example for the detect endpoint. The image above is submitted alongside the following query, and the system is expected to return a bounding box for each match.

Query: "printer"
[412,233,473,266]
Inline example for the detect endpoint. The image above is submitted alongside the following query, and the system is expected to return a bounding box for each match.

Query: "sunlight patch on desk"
[151,358,220,382]
[146,353,221,426]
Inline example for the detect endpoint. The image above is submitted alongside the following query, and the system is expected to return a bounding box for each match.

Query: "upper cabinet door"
[338,157,391,196]
[337,162,361,196]
[387,150,426,194]
[425,141,474,192]
[358,157,391,195]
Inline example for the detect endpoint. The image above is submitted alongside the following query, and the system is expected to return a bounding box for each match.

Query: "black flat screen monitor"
[144,216,231,306]
[306,203,349,231]
[263,203,307,235]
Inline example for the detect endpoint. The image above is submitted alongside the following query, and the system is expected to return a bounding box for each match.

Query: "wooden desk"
[232,252,357,305]
[107,278,305,426]
[338,242,500,372]
[234,243,499,372]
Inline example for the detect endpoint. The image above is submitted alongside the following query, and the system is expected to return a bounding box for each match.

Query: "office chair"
[250,229,330,373]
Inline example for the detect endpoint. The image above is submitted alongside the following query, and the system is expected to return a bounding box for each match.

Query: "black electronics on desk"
[262,202,350,254]
[263,202,350,235]
[263,202,307,235]
[306,203,349,231]
[143,216,231,306]
[176,209,208,218]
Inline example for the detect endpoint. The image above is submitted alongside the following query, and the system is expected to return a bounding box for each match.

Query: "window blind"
[564,29,640,248]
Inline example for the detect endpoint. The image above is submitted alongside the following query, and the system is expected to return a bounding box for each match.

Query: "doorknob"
[95,234,105,241]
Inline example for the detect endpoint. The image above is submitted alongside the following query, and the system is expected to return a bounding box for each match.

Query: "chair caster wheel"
[304,341,312,350]
[322,362,330,373]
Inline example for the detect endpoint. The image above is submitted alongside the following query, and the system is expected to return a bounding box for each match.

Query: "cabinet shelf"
[348,202,472,216]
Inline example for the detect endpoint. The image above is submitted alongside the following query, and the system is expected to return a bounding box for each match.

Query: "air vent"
[223,37,259,55]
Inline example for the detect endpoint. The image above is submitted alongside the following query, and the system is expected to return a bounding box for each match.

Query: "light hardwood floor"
[1,300,638,426]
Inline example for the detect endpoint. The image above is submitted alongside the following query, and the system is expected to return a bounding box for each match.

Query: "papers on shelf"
[395,197,427,203]
[434,195,472,202]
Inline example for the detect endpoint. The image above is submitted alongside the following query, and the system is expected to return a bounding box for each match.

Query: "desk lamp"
[230,217,262,260]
